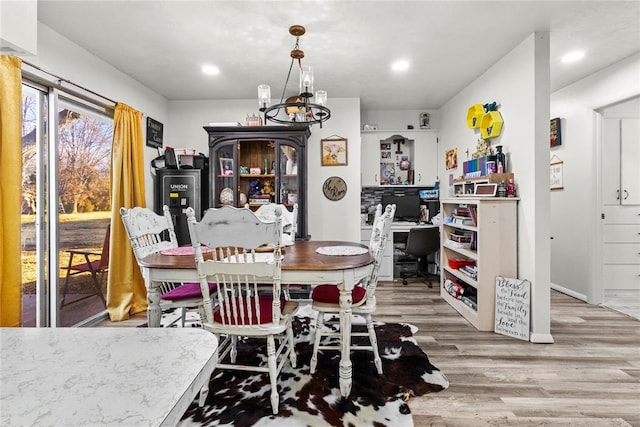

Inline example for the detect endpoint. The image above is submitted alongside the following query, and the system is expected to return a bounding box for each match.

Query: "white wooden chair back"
[250,203,298,245]
[120,205,178,260]
[364,203,396,300]
[367,203,383,248]
[186,205,283,324]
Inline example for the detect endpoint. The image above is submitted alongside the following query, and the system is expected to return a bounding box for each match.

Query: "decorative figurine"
[248,178,263,196]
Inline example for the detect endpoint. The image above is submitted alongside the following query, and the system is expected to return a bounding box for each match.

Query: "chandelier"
[258,25,331,128]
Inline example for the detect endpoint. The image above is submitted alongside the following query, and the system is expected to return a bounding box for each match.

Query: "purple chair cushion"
[160,282,216,301]
[311,284,367,304]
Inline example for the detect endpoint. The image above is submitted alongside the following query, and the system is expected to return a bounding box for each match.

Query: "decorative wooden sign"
[322,176,347,201]
[495,276,531,341]
[146,117,163,148]
[550,160,564,190]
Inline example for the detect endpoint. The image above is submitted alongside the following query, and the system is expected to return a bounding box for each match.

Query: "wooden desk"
[0,328,218,426]
[138,240,374,398]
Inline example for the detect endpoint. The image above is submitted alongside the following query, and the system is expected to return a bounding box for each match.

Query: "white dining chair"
[186,205,298,414]
[309,203,396,375]
[250,202,298,245]
[120,205,215,327]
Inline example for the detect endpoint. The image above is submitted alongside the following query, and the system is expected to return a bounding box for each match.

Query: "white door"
[413,131,439,185]
[602,118,622,205]
[621,118,640,205]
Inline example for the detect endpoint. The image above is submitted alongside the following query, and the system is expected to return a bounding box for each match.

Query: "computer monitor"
[381,194,421,222]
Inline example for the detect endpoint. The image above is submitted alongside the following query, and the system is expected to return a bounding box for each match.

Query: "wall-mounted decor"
[322,176,347,201]
[321,137,348,166]
[445,148,458,170]
[420,112,431,129]
[550,158,564,190]
[146,117,163,148]
[480,110,503,139]
[466,104,484,129]
[550,117,562,147]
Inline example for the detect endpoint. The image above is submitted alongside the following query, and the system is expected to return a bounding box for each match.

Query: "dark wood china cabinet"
[204,125,310,239]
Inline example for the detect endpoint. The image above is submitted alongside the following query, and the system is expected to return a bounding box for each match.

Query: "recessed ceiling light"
[392,60,410,72]
[561,51,585,63]
[202,64,220,75]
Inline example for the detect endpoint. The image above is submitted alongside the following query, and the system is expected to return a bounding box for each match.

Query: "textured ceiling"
[37,0,640,111]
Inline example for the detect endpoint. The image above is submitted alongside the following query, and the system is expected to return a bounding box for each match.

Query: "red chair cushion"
[70,260,102,272]
[311,284,367,304]
[161,282,217,301]
[213,296,289,325]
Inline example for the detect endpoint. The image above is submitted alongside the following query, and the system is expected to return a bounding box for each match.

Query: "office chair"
[400,227,440,287]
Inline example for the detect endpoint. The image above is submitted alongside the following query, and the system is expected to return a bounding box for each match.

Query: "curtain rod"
[21,59,117,106]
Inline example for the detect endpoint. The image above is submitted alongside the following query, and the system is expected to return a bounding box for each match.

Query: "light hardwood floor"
[101,280,640,426]
[375,279,640,427]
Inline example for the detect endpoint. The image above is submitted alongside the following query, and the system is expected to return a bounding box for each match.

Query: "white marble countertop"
[1,327,218,426]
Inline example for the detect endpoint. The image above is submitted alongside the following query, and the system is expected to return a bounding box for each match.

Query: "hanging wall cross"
[394,138,405,154]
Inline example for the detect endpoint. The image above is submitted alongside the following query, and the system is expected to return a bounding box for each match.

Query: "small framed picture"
[321,137,348,166]
[419,112,430,129]
[219,157,234,175]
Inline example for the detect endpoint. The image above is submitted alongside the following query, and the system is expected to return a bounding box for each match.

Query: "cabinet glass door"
[212,141,237,208]
[278,144,299,207]
[239,139,276,208]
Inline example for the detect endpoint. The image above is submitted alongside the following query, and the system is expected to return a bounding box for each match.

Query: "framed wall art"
[550,160,564,190]
[550,117,562,147]
[445,148,458,170]
[321,137,348,166]
[219,157,234,176]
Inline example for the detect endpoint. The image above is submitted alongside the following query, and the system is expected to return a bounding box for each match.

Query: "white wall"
[438,33,553,342]
[550,53,640,303]
[361,109,440,131]
[166,98,362,242]
[0,0,37,55]
[26,23,170,209]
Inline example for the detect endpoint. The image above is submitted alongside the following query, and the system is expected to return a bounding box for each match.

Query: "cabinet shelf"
[441,290,479,328]
[440,197,518,331]
[443,222,478,232]
[239,173,275,178]
[443,266,478,288]
[443,242,477,260]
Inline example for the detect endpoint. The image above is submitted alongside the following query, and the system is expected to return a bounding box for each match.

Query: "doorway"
[597,96,640,320]
[21,82,114,327]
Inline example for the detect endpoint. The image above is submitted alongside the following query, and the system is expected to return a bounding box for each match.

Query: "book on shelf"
[468,206,478,226]
[453,215,472,225]
[446,240,471,249]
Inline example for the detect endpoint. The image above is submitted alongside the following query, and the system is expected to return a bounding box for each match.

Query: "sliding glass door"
[21,83,113,327]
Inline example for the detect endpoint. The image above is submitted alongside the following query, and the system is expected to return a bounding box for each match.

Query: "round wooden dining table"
[138,240,374,398]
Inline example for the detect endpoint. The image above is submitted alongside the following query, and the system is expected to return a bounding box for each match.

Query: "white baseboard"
[530,332,555,344]
[550,282,588,302]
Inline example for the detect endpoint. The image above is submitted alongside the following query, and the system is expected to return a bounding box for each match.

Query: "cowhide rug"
[174,305,449,427]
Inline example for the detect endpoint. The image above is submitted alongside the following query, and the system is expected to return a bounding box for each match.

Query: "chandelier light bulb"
[257,84,271,111]
[315,90,327,106]
[300,66,314,95]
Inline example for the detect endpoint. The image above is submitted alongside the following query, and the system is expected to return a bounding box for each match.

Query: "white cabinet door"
[361,133,381,186]
[602,118,622,205]
[413,132,438,185]
[621,118,640,205]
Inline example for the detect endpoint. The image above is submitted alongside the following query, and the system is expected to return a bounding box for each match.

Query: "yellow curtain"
[0,56,23,327]
[107,103,147,321]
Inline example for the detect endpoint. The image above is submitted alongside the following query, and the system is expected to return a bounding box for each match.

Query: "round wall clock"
[322,176,347,201]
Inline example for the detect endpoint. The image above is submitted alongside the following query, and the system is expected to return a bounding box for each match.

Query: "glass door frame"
[23,77,114,327]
